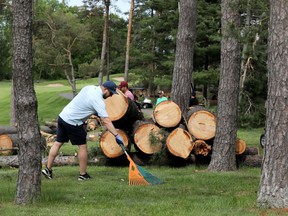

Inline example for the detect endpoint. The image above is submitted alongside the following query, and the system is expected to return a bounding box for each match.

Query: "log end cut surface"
[166,128,194,159]
[0,134,13,155]
[134,123,163,154]
[236,138,246,155]
[153,101,182,128]
[187,110,216,140]
[105,89,128,121]
[100,129,129,158]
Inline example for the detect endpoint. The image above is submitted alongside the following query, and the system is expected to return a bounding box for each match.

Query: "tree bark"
[208,0,241,171]
[257,0,288,208]
[12,0,42,204]
[171,0,197,116]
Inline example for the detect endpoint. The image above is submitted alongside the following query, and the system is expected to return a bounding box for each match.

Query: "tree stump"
[166,128,194,159]
[99,129,129,158]
[105,89,143,133]
[133,121,164,154]
[153,100,182,128]
[186,105,216,140]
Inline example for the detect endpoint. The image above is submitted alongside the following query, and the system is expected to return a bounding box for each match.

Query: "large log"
[166,128,194,159]
[133,120,164,154]
[186,105,216,140]
[236,138,246,155]
[153,100,182,128]
[0,126,17,135]
[0,155,104,168]
[105,89,144,134]
[99,129,130,158]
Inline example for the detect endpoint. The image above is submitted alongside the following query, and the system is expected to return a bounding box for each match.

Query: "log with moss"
[132,120,165,154]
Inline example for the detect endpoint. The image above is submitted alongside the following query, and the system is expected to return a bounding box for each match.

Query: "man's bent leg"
[47,141,63,169]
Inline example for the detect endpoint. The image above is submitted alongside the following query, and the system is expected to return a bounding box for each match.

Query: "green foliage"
[193,69,220,86]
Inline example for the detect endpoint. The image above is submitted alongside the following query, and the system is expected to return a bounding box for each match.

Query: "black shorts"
[56,117,87,145]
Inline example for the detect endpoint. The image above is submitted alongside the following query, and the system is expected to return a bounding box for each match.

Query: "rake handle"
[118,142,129,157]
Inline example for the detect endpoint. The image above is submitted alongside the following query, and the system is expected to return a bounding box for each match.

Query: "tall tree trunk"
[171,0,197,116]
[124,0,134,81]
[98,0,110,85]
[10,80,15,126]
[257,0,288,208]
[208,0,241,171]
[239,0,251,105]
[12,0,42,204]
[63,46,77,97]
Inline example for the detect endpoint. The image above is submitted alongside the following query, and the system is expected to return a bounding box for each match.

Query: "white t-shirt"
[59,85,108,126]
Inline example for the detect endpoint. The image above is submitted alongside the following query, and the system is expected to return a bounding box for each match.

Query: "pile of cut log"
[100,93,262,167]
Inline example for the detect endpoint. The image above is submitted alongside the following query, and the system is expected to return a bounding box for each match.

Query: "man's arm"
[100,117,118,136]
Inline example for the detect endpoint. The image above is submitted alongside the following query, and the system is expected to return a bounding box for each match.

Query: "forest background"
[0,0,268,127]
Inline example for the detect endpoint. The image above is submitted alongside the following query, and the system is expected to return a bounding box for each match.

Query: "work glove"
[115,134,124,146]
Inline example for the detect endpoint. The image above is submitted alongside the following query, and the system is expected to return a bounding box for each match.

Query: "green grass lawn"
[0,165,284,216]
[0,166,259,216]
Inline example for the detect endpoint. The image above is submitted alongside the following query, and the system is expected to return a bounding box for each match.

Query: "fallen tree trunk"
[105,89,143,134]
[153,101,182,128]
[99,129,130,158]
[133,120,164,154]
[0,155,104,168]
[166,128,194,159]
[0,126,17,135]
[186,105,216,140]
[236,154,262,167]
[236,138,246,155]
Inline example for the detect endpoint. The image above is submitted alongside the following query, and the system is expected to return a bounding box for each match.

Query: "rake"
[119,143,164,186]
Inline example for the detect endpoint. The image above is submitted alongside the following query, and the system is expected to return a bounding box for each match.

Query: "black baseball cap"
[103,81,118,95]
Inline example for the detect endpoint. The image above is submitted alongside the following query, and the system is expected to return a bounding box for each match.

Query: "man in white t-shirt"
[42,81,124,181]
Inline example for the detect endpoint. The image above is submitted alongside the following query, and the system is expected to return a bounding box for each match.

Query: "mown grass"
[0,165,284,216]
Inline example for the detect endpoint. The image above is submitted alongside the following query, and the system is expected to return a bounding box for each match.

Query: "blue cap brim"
[110,90,118,95]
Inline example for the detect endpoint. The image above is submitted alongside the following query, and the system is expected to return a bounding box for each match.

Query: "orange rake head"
[118,142,164,186]
[126,155,164,186]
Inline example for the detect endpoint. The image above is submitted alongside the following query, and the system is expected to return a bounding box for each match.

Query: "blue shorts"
[56,117,87,145]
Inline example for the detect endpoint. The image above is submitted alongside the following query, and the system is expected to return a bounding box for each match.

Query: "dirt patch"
[47,83,64,87]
